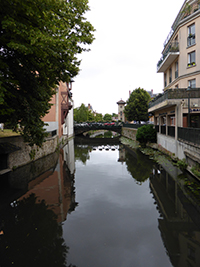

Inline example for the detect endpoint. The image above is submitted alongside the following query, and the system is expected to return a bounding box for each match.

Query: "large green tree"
[103,113,112,121]
[74,104,88,122]
[0,0,95,146]
[124,88,151,123]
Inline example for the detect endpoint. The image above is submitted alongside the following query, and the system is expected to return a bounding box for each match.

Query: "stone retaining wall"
[0,135,59,170]
[122,127,137,141]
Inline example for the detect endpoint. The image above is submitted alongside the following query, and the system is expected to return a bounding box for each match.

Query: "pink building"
[42,81,74,140]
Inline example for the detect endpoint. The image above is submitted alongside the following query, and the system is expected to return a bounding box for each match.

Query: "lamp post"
[187,86,191,127]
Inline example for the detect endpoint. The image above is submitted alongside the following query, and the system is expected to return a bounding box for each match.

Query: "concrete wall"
[158,132,200,166]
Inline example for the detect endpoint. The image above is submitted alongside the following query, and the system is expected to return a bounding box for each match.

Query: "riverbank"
[120,136,199,178]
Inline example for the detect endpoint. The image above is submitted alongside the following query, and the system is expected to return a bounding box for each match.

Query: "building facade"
[43,81,74,140]
[157,0,200,90]
[149,0,200,161]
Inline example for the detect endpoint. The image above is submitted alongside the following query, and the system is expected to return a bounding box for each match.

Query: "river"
[0,137,200,267]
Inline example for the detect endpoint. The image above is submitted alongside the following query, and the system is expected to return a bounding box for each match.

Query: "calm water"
[1,138,200,267]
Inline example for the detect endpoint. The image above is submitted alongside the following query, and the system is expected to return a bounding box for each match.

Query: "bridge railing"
[122,123,148,129]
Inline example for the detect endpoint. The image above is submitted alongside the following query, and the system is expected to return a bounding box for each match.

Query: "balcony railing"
[178,127,200,146]
[157,41,179,71]
[149,88,200,109]
[168,126,175,137]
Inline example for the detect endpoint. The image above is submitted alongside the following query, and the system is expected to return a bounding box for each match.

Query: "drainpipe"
[56,86,59,137]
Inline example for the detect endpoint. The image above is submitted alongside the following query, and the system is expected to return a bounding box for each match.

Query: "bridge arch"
[74,123,122,136]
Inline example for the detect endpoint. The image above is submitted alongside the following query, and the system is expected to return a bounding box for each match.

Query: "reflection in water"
[125,146,153,184]
[1,137,200,266]
[0,139,77,267]
[0,194,68,266]
[150,165,200,267]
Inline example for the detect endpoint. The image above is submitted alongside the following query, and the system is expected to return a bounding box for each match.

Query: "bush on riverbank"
[136,124,157,147]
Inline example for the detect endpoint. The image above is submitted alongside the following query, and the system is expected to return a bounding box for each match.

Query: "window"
[169,68,172,83]
[188,79,196,88]
[164,73,167,87]
[188,24,195,46]
[188,51,196,67]
[175,61,178,78]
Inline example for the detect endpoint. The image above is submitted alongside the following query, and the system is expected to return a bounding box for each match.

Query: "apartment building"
[157,0,200,90]
[149,0,200,159]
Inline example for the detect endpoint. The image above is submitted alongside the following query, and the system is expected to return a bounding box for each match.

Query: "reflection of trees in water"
[125,147,153,184]
[104,130,112,138]
[75,145,92,164]
[0,194,73,267]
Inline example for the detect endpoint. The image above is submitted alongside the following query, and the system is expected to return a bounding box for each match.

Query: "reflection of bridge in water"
[74,136,120,149]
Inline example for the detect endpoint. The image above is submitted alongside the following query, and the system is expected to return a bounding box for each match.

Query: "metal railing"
[168,126,175,137]
[178,127,200,146]
[149,88,200,109]
[161,126,166,135]
[157,41,179,70]
[122,123,144,129]
[155,125,159,132]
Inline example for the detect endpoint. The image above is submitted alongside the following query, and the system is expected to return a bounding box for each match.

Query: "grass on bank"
[0,129,20,138]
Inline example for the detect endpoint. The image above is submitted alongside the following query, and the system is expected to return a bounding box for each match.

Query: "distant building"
[117,99,126,122]
[147,89,157,99]
[88,103,93,112]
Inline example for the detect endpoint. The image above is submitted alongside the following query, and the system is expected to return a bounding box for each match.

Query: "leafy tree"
[0,0,95,146]
[74,104,88,122]
[124,88,151,123]
[94,113,103,122]
[103,113,112,121]
[87,110,95,121]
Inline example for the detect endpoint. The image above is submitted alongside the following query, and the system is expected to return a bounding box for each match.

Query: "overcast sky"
[72,0,184,115]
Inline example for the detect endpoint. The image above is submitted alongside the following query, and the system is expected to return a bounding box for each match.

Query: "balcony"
[157,41,179,73]
[149,88,200,111]
[61,91,73,124]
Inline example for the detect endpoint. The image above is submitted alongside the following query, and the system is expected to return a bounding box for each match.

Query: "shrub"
[136,124,157,147]
[176,158,188,171]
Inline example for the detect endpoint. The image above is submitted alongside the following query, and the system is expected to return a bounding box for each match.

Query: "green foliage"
[176,158,188,171]
[184,178,200,200]
[124,88,151,123]
[103,113,112,121]
[0,0,95,146]
[95,113,103,122]
[136,124,157,147]
[191,163,200,177]
[74,104,103,123]
[29,148,36,160]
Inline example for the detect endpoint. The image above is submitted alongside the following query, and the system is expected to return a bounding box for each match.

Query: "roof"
[117,100,126,105]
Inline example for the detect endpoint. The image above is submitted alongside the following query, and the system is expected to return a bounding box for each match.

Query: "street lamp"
[187,86,191,127]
